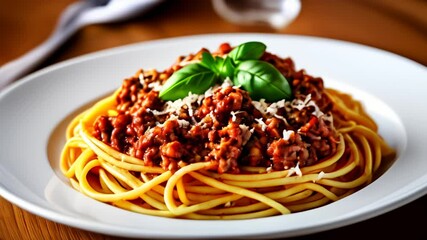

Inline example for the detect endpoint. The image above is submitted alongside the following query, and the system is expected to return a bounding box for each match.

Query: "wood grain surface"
[1,0,426,239]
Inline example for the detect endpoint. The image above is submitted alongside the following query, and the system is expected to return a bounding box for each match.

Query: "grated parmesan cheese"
[291,94,324,118]
[182,92,200,117]
[273,114,288,124]
[315,171,326,182]
[282,130,294,141]
[252,99,288,124]
[266,99,286,115]
[138,72,145,85]
[221,78,234,88]
[230,111,244,122]
[148,81,163,92]
[146,108,168,116]
[255,118,267,131]
[169,115,190,128]
[239,124,252,146]
[150,92,203,117]
[286,162,302,177]
[252,99,268,114]
[204,87,214,98]
[292,94,312,111]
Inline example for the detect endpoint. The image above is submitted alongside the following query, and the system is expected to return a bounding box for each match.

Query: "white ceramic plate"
[1,33,426,239]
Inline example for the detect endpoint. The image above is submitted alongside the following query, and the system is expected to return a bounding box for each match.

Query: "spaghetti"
[60,42,395,219]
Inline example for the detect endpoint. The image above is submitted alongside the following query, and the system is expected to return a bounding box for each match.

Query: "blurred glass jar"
[211,0,301,30]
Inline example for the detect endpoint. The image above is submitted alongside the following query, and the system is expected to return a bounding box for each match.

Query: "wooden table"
[1,0,426,239]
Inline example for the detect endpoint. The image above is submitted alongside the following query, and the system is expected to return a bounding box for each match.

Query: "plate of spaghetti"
[0,33,426,239]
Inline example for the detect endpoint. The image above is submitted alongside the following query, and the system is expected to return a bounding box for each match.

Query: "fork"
[0,0,163,90]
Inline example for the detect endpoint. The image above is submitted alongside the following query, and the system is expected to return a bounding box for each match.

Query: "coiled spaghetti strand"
[79,159,172,202]
[79,128,164,174]
[188,171,290,215]
[164,162,247,216]
[113,200,175,218]
[326,88,377,131]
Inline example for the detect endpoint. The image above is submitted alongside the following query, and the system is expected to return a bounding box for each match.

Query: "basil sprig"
[159,63,217,100]
[159,41,292,102]
[228,41,266,62]
[234,60,292,101]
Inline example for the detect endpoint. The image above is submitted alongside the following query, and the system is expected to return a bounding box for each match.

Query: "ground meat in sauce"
[92,43,339,174]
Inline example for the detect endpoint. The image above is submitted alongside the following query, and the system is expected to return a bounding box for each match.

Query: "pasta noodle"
[60,43,395,220]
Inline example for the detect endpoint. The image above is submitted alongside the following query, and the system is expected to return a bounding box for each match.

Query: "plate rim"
[1,33,427,239]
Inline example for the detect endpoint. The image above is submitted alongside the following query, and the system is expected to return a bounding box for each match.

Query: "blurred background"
[1,0,426,70]
[0,0,426,239]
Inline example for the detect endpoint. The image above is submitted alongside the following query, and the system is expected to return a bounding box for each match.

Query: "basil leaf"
[234,60,292,101]
[228,41,266,63]
[201,52,235,80]
[200,52,218,73]
[216,56,235,79]
[159,63,218,101]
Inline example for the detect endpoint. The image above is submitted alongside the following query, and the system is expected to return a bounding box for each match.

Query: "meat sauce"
[93,43,339,174]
